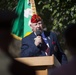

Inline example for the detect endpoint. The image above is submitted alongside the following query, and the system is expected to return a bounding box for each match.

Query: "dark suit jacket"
[51,57,76,75]
[20,31,67,64]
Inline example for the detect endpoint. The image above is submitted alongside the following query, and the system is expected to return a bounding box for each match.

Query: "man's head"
[30,14,43,33]
[64,23,76,55]
[0,9,17,52]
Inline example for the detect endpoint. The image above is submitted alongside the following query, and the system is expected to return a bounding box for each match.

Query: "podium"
[15,55,61,75]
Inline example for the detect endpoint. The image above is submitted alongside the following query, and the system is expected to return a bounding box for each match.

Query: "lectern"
[15,55,61,75]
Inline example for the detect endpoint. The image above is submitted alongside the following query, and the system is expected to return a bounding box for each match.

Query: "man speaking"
[20,14,67,65]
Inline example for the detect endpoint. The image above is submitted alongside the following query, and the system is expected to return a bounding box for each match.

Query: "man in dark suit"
[0,9,36,75]
[20,14,67,65]
[51,23,76,75]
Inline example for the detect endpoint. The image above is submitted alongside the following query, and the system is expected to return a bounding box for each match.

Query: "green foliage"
[35,0,76,49]
[35,0,76,31]
[0,0,18,10]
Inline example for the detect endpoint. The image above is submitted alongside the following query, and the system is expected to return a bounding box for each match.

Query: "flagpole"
[30,0,37,15]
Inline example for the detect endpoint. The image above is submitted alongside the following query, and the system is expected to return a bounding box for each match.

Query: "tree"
[35,0,76,50]
[0,0,18,11]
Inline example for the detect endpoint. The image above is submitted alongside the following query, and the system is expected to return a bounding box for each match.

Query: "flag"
[24,0,32,37]
[12,0,32,40]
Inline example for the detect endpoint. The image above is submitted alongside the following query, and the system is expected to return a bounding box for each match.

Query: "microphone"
[36,29,42,47]
[36,29,42,36]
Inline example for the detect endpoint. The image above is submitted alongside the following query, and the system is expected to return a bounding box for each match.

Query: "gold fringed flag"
[12,0,36,40]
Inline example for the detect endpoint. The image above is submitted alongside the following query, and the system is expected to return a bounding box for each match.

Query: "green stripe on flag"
[12,0,32,40]
[24,0,32,37]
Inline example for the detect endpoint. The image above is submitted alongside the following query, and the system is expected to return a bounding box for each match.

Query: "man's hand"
[34,36,42,46]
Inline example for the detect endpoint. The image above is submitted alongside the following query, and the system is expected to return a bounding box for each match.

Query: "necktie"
[41,38,50,55]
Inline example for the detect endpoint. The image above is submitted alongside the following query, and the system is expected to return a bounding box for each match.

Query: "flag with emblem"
[12,0,33,40]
